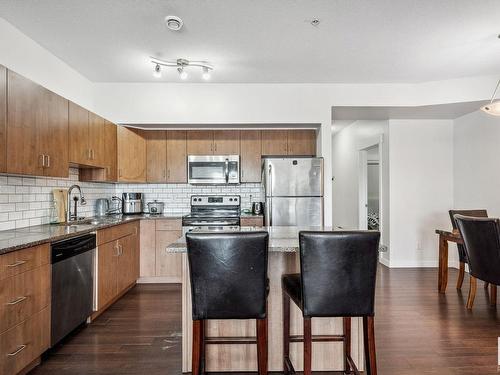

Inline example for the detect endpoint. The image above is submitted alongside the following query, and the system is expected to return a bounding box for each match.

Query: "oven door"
[188,155,240,184]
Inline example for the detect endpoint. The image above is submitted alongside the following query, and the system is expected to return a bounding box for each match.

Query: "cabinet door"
[41,90,68,177]
[240,130,261,182]
[287,129,316,156]
[213,130,240,154]
[117,126,146,182]
[139,220,156,277]
[68,102,90,165]
[104,120,117,181]
[155,230,182,282]
[145,130,167,182]
[98,241,118,310]
[187,130,213,155]
[117,234,138,292]
[261,130,288,156]
[0,65,6,173]
[166,130,187,183]
[6,70,44,176]
[88,112,105,167]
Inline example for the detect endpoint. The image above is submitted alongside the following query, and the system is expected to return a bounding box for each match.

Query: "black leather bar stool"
[455,215,500,309]
[186,231,269,375]
[282,231,380,375]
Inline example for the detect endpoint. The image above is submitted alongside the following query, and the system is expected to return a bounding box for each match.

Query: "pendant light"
[480,79,500,116]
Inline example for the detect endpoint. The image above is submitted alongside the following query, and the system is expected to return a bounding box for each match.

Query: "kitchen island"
[167,226,367,373]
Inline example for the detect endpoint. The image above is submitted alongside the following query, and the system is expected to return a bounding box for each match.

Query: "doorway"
[358,142,382,234]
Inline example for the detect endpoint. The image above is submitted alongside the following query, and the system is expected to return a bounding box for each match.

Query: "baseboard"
[138,276,181,284]
[387,259,460,269]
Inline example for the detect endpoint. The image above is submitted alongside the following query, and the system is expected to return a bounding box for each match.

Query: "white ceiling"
[1,0,500,83]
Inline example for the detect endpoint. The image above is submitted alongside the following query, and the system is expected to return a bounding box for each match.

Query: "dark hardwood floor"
[30,266,500,374]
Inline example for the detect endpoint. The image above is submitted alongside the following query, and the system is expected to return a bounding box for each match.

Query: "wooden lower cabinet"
[139,219,183,283]
[240,216,264,227]
[0,243,51,375]
[97,222,139,313]
[0,307,50,375]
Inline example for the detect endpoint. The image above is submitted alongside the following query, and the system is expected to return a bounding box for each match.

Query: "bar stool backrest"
[455,215,500,285]
[299,231,380,317]
[186,231,269,320]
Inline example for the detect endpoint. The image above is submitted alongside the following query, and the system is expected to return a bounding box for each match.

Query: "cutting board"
[52,189,68,223]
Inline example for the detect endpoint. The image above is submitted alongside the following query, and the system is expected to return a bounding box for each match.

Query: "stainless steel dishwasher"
[51,233,96,346]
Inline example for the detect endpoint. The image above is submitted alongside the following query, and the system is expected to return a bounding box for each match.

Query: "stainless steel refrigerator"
[262,157,324,226]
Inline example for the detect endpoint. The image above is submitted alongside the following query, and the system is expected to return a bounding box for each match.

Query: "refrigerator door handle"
[269,164,273,226]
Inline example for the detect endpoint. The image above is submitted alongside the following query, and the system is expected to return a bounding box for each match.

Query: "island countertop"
[167,226,387,253]
[167,226,335,253]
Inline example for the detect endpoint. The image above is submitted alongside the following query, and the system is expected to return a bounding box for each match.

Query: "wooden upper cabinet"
[187,130,213,155]
[145,130,167,182]
[6,70,44,176]
[6,70,68,177]
[0,65,6,173]
[213,130,240,154]
[117,126,146,182]
[287,129,316,156]
[88,112,106,166]
[68,102,90,165]
[166,130,187,183]
[261,130,288,156]
[41,90,69,177]
[240,130,262,182]
[103,120,117,181]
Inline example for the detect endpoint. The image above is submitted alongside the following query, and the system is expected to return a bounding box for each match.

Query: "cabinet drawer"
[98,221,139,245]
[0,264,50,334]
[240,216,264,227]
[0,244,50,281]
[0,307,50,375]
[155,219,182,231]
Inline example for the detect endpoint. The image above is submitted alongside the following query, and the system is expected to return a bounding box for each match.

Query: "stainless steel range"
[182,195,240,232]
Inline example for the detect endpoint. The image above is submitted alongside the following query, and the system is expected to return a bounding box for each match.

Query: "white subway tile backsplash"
[0,167,264,230]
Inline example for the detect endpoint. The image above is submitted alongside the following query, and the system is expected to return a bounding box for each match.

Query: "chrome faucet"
[66,185,87,222]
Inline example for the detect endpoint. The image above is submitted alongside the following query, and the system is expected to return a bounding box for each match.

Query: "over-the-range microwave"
[187,155,240,184]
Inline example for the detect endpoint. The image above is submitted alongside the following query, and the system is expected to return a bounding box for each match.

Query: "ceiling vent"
[165,15,183,31]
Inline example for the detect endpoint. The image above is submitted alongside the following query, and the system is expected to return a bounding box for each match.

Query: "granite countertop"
[167,226,389,254]
[0,213,184,255]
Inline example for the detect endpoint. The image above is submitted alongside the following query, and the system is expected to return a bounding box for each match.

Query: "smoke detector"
[165,15,183,31]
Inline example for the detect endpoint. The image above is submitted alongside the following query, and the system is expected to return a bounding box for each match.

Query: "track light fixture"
[480,79,500,116]
[151,57,213,80]
[153,63,162,78]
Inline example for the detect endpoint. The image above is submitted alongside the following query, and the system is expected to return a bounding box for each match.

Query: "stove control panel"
[191,195,240,206]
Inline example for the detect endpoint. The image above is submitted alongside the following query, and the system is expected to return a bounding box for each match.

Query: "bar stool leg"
[282,293,291,374]
[456,261,465,289]
[490,284,497,306]
[466,276,477,309]
[256,317,268,375]
[303,317,312,375]
[192,320,203,375]
[343,317,351,374]
[363,316,377,375]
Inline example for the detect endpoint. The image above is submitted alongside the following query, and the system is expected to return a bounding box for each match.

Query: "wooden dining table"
[435,229,463,293]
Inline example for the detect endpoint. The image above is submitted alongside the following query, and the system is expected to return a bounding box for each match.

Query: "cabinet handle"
[46,155,50,168]
[167,169,170,179]
[39,154,45,167]
[214,143,217,152]
[6,296,27,305]
[114,243,120,256]
[7,345,26,357]
[163,169,166,178]
[119,244,124,256]
[210,143,213,152]
[119,169,122,178]
[7,260,26,268]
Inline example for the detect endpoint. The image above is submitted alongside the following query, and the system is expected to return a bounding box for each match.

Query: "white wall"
[331,120,390,263]
[389,120,454,267]
[454,110,500,216]
[0,18,95,111]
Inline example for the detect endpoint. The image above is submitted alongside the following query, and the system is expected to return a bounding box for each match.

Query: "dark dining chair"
[455,215,500,309]
[449,209,488,289]
[281,231,380,375]
[186,231,269,375]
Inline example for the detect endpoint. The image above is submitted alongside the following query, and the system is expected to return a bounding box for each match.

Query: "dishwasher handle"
[51,233,96,264]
